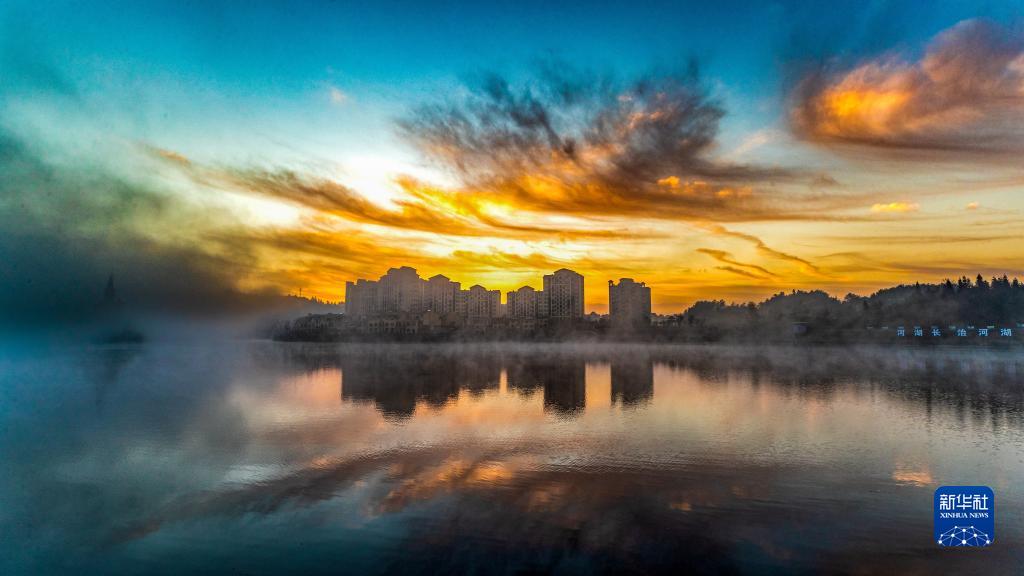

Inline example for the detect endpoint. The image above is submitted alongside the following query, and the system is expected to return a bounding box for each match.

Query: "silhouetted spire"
[101,274,122,307]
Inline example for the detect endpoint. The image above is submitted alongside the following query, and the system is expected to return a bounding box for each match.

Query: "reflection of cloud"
[892,465,933,487]
[98,343,1024,569]
[668,500,693,512]
[792,19,1024,157]
[379,456,522,513]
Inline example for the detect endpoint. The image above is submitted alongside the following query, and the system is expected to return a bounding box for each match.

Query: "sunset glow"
[3,4,1024,317]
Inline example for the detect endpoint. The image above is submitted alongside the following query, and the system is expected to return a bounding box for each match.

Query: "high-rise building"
[465,284,500,324]
[345,266,589,328]
[425,274,460,314]
[609,278,651,330]
[542,268,584,319]
[507,286,539,319]
[507,285,540,329]
[454,288,468,320]
[377,266,425,314]
[345,278,379,318]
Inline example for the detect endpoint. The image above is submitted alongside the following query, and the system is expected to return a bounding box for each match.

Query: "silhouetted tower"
[102,274,121,306]
[609,278,651,331]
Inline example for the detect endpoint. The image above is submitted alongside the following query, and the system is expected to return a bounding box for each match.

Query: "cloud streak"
[699,223,825,276]
[697,248,778,279]
[153,153,654,241]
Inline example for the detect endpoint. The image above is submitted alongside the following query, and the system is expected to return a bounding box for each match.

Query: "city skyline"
[343,265,655,320]
[344,265,594,321]
[4,2,1024,320]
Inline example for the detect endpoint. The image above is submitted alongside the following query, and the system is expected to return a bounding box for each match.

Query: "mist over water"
[2,342,1023,574]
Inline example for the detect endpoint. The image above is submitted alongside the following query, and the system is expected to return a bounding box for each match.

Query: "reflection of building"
[611,355,654,405]
[506,355,586,414]
[609,278,651,331]
[341,351,500,418]
[506,358,545,394]
[543,268,584,319]
[542,358,586,414]
[341,354,422,418]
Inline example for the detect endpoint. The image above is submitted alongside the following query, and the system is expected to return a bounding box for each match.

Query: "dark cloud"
[0,130,308,327]
[402,62,729,180]
[791,19,1024,157]
[398,63,855,222]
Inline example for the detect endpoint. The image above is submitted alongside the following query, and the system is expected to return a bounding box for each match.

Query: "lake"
[2,342,1022,574]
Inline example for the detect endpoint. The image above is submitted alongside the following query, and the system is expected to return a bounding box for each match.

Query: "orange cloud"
[792,19,1024,155]
[147,145,191,166]
[399,65,866,224]
[124,58,1019,312]
[148,151,647,241]
[697,248,777,279]
[715,266,764,280]
[657,175,681,188]
[698,223,825,276]
[870,202,919,213]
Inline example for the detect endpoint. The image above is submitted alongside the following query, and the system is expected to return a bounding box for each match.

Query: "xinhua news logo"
[934,486,994,547]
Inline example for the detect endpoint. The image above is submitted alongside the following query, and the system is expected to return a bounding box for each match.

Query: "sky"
[2,0,1024,318]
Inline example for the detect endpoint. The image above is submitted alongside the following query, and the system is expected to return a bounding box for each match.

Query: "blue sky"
[13,0,1019,158]
[6,1,1021,158]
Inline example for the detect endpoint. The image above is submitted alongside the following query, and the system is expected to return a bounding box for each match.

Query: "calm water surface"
[2,342,1023,574]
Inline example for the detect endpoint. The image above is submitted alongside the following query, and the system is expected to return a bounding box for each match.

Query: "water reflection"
[90,347,141,413]
[276,343,1024,431]
[503,353,587,415]
[611,354,654,407]
[340,352,502,418]
[2,343,1024,574]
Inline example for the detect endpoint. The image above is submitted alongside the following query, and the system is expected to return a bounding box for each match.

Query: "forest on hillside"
[673,275,1024,342]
